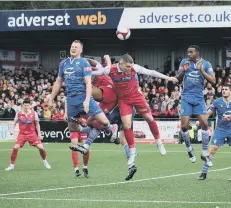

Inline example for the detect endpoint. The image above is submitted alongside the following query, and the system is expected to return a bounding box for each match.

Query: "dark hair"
[188,45,200,52]
[23,99,30,104]
[223,84,231,89]
[121,54,134,64]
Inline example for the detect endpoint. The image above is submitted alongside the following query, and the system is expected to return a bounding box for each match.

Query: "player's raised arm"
[85,58,98,67]
[133,64,178,83]
[197,59,216,85]
[103,55,112,69]
[175,59,189,83]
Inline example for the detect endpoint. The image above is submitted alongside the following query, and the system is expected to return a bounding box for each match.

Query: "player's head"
[23,98,30,111]
[119,54,134,72]
[70,40,83,58]
[222,84,231,98]
[188,45,200,60]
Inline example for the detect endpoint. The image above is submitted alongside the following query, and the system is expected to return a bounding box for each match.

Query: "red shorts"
[99,102,117,114]
[118,92,151,116]
[99,85,117,104]
[16,133,41,147]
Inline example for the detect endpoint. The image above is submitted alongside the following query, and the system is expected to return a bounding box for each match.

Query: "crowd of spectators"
[0,56,229,120]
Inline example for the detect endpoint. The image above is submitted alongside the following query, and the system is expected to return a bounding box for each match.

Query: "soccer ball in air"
[116,27,131,40]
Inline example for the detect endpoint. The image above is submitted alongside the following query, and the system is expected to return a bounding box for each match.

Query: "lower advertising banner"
[40,120,110,143]
[0,120,19,141]
[133,120,215,144]
[133,120,179,144]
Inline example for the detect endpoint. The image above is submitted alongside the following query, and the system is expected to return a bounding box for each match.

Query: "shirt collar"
[117,63,122,72]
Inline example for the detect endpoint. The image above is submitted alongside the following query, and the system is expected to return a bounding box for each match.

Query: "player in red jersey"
[92,54,178,180]
[5,99,51,171]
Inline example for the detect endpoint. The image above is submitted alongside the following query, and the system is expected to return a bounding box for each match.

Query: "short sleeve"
[82,59,92,77]
[205,61,214,75]
[178,59,186,73]
[208,101,216,112]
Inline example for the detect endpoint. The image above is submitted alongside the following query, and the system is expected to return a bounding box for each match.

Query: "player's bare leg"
[35,143,51,169]
[142,112,166,156]
[181,116,196,163]
[197,114,210,162]
[92,87,103,102]
[121,114,137,180]
[5,144,20,171]
[199,145,218,180]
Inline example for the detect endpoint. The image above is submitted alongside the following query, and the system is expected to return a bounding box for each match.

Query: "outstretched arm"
[133,64,178,82]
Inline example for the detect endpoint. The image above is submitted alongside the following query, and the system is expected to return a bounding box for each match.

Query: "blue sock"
[83,127,100,147]
[201,156,213,174]
[123,144,130,160]
[103,123,112,135]
[202,130,210,155]
[81,126,91,135]
[182,131,192,150]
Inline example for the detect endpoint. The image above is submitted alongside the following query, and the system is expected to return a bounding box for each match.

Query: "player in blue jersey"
[177,45,216,163]
[198,84,231,180]
[48,40,114,177]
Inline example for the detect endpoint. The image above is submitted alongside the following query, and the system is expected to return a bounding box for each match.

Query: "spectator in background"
[161,95,170,113]
[0,103,5,118]
[215,65,221,81]
[204,82,215,96]
[4,101,15,119]
[216,77,223,88]
[216,85,222,98]
[43,104,52,120]
[152,104,162,117]
[36,105,43,118]
[164,56,171,74]
[165,103,175,117]
[52,108,65,120]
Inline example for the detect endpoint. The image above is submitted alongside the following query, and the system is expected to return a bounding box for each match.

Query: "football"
[116,27,131,40]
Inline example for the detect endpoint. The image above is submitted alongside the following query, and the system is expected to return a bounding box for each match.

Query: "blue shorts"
[211,129,231,146]
[106,105,136,131]
[180,99,207,116]
[67,94,102,119]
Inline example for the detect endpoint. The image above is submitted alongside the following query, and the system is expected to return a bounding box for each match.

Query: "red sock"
[148,120,160,139]
[83,149,90,166]
[72,151,79,168]
[11,148,18,164]
[124,128,135,148]
[39,149,47,160]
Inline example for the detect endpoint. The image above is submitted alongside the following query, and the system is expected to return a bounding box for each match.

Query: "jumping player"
[88,54,178,180]
[48,40,114,177]
[5,99,51,171]
[176,45,216,164]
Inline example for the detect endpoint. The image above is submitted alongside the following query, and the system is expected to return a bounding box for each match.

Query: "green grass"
[0,143,231,208]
